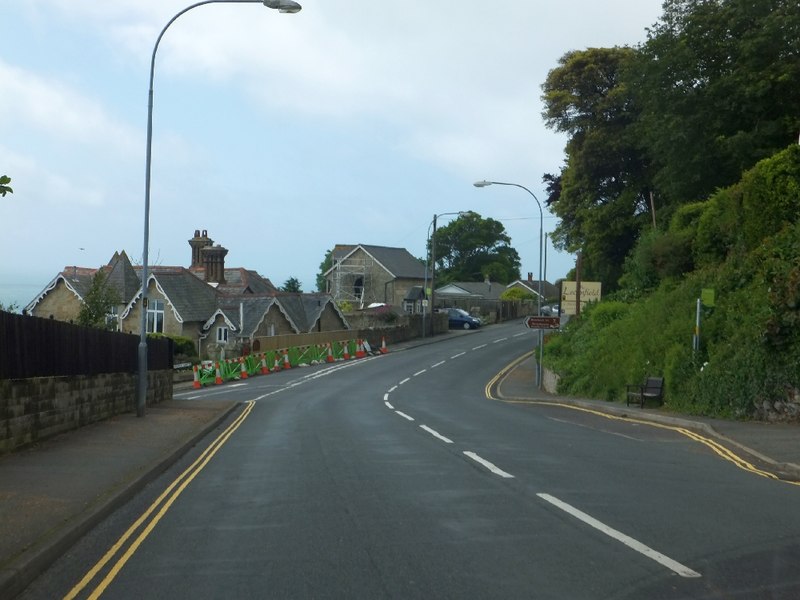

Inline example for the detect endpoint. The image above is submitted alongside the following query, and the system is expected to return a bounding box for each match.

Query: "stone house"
[324,244,428,311]
[25,230,349,360]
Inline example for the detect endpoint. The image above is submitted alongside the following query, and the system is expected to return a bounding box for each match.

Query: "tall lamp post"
[473,180,544,389]
[136,0,302,417]
[422,211,464,337]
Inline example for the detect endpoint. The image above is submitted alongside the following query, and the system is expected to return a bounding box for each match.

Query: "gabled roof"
[507,279,558,299]
[435,281,504,300]
[276,293,347,333]
[122,267,220,323]
[104,251,141,301]
[326,244,427,279]
[24,267,96,313]
[212,295,280,337]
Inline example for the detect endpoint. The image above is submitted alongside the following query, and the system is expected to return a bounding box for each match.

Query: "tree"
[77,270,121,329]
[316,250,333,292]
[0,175,12,197]
[0,301,20,313]
[631,0,800,205]
[430,211,520,284]
[541,46,651,290]
[281,277,303,293]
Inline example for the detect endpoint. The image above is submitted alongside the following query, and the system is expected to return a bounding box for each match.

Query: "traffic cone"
[192,364,201,389]
[343,342,351,360]
[283,349,291,370]
[260,353,270,375]
[356,339,366,358]
[215,362,223,385]
[273,352,282,371]
[380,337,389,354]
[326,343,335,363]
[240,357,248,379]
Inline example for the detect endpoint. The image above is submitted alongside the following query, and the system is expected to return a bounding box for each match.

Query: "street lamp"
[423,211,464,337]
[136,0,302,417]
[473,180,545,389]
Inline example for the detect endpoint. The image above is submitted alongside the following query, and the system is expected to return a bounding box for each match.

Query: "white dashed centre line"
[399,378,410,385]
[451,352,466,359]
[413,369,427,377]
[385,401,394,409]
[537,493,701,578]
[463,451,514,478]
[420,425,453,444]
[431,361,446,368]
[395,411,415,421]
[472,344,487,350]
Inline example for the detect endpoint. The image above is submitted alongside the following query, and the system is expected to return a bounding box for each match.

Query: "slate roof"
[506,279,559,299]
[328,244,427,279]
[193,267,277,295]
[275,293,347,333]
[125,267,220,323]
[213,295,279,337]
[104,251,141,301]
[435,281,505,300]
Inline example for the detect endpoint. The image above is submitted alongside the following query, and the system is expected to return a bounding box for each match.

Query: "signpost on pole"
[524,316,561,330]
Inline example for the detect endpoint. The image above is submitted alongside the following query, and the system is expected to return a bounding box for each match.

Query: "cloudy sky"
[1,0,664,308]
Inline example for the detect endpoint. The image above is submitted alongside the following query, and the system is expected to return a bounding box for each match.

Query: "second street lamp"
[136,0,302,417]
[473,179,545,389]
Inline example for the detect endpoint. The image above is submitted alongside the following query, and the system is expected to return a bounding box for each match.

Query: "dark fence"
[0,312,172,379]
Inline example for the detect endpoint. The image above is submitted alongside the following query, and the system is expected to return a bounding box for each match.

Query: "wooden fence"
[0,311,172,379]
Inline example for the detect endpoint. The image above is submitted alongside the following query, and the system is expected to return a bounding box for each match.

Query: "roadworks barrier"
[190,338,385,388]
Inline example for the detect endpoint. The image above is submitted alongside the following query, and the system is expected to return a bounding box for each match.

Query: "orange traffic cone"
[215,362,223,385]
[326,343,335,363]
[240,357,248,379]
[380,337,389,354]
[260,353,270,375]
[356,339,366,358]
[192,364,201,389]
[273,353,281,371]
[343,342,351,360]
[283,349,291,370]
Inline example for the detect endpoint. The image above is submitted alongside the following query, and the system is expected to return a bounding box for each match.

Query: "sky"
[0,0,665,309]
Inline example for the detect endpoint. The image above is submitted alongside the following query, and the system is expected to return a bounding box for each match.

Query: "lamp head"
[473,180,492,188]
[263,0,302,13]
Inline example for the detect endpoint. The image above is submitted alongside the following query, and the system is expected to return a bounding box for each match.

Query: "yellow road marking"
[65,400,256,600]
[486,356,800,487]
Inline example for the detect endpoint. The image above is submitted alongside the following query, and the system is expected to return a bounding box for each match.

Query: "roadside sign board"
[524,316,561,330]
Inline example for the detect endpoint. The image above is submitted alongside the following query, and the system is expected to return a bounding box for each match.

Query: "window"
[146,299,164,334]
[106,306,119,330]
[217,327,228,344]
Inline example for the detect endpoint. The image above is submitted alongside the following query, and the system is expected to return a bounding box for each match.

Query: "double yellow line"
[487,355,800,487]
[65,400,256,600]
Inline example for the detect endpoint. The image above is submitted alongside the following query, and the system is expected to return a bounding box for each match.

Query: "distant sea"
[0,282,44,312]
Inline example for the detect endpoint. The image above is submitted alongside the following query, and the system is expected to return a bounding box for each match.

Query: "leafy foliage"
[544,147,800,418]
[281,277,303,293]
[430,211,520,284]
[77,270,121,330]
[316,250,333,292]
[0,175,12,197]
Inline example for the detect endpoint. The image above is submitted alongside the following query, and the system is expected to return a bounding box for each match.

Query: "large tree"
[430,211,520,284]
[632,0,800,205]
[541,46,651,290]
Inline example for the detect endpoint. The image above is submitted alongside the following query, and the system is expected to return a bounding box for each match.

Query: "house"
[324,244,428,311]
[505,272,559,302]
[434,279,505,302]
[26,230,349,360]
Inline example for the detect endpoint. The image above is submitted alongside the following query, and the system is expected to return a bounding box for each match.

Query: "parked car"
[447,307,481,330]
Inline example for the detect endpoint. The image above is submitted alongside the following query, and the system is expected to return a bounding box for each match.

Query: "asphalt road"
[19,322,800,599]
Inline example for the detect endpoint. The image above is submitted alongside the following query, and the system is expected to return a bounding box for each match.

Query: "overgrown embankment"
[544,146,800,420]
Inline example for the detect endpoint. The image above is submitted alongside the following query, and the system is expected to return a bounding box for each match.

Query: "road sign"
[524,315,561,330]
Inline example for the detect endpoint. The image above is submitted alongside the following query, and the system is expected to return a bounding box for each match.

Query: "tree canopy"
[430,211,520,285]
[0,175,12,197]
[540,0,800,291]
[281,277,303,293]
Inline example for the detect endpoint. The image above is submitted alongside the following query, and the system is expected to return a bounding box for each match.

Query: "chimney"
[201,244,228,284]
[527,272,533,282]
[188,229,214,268]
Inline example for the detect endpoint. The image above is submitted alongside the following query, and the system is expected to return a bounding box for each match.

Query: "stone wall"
[0,370,173,456]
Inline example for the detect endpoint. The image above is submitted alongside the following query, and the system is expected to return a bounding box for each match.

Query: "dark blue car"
[447,308,481,330]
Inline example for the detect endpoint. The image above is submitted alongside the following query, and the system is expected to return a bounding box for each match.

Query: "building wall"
[121,281,183,337]
[203,314,238,361]
[253,306,296,338]
[29,280,82,322]
[0,370,173,456]
[317,303,347,331]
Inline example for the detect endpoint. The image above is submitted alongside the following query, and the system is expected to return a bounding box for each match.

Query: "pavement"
[1,335,798,599]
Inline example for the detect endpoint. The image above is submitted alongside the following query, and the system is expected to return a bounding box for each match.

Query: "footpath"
[1,335,798,599]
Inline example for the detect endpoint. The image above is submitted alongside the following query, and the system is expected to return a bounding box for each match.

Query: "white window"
[217,327,229,344]
[146,299,164,334]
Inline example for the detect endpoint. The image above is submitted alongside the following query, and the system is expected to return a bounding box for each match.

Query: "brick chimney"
[527,272,533,282]
[201,244,228,284]
[188,229,214,268]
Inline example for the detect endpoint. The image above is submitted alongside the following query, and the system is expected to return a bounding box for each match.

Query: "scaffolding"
[331,254,374,308]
